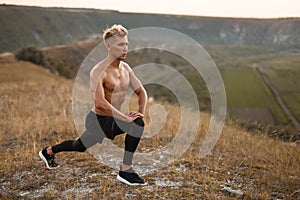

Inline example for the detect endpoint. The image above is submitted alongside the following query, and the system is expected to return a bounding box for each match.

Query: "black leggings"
[51,111,144,165]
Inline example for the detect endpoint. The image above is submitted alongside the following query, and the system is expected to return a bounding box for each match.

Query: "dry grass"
[0,61,299,199]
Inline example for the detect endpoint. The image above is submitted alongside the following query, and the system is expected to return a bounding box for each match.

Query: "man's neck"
[106,56,121,69]
[111,60,121,68]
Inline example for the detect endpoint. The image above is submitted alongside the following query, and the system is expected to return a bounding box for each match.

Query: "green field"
[262,52,300,123]
[223,66,268,108]
[204,45,300,126]
[221,64,289,124]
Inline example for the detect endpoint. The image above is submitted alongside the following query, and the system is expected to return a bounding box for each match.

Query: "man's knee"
[73,139,86,152]
[133,117,145,127]
[128,117,144,138]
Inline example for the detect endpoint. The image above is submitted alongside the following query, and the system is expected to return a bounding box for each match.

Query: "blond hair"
[103,24,128,42]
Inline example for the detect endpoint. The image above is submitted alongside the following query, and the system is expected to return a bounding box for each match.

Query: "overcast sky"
[1,0,300,18]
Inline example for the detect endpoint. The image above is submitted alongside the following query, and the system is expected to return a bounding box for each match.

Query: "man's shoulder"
[93,60,107,70]
[121,61,132,72]
[90,61,107,78]
[91,60,107,72]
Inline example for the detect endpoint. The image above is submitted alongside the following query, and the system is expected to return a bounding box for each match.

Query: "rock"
[222,186,244,197]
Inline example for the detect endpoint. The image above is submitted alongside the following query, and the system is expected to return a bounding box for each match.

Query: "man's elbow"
[95,100,110,111]
[143,89,148,99]
[136,87,147,97]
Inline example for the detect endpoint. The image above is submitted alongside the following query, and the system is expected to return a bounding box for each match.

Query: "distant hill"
[1,4,300,52]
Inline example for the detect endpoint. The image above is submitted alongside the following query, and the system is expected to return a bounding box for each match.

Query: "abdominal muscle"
[92,89,127,116]
[105,90,127,111]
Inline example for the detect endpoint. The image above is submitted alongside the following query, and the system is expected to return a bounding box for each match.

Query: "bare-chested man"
[39,25,148,185]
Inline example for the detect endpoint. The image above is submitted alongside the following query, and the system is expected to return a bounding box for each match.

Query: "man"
[39,24,148,186]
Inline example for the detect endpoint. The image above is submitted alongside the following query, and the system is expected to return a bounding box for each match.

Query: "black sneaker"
[39,148,59,169]
[117,167,146,186]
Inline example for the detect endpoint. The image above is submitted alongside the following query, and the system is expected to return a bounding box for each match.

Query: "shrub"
[15,46,45,65]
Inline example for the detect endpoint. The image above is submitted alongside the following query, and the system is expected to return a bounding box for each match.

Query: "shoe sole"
[117,175,147,186]
[38,150,59,170]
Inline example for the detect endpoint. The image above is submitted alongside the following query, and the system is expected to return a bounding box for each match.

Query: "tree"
[15,46,45,65]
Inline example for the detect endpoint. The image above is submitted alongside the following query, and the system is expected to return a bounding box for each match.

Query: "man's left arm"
[134,86,147,116]
[126,64,148,116]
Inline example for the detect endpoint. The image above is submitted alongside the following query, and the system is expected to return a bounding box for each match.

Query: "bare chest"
[104,68,130,92]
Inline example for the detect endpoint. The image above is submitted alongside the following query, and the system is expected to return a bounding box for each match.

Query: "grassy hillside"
[1,5,300,52]
[0,59,299,199]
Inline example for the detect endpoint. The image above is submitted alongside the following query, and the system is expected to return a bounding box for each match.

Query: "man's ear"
[105,41,111,50]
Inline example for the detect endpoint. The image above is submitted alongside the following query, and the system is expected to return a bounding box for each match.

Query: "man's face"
[107,36,128,61]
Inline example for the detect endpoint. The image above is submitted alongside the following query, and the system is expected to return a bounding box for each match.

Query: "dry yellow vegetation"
[0,61,299,199]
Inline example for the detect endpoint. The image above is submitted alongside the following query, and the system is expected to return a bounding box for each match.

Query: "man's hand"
[127,111,144,118]
[124,111,144,122]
